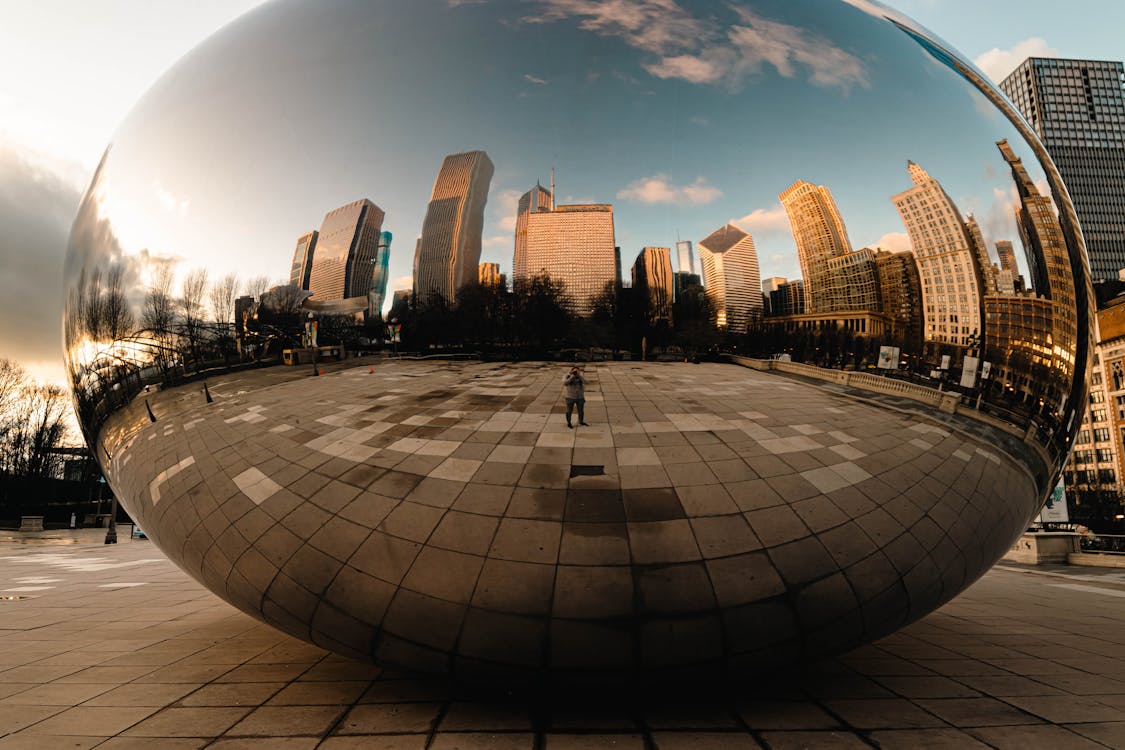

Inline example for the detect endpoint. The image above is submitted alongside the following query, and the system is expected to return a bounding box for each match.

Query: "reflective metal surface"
[63,0,1092,684]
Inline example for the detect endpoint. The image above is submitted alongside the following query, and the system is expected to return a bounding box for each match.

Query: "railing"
[1079,533,1125,555]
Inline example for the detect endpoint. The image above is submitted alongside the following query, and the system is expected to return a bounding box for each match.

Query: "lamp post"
[100,477,117,544]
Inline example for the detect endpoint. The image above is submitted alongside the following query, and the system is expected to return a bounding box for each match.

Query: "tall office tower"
[892,161,984,348]
[1000,58,1125,281]
[995,240,1026,292]
[525,205,616,315]
[307,199,385,302]
[965,215,999,295]
[779,180,854,313]
[762,276,786,315]
[998,138,1078,378]
[478,262,503,287]
[513,183,553,282]
[824,247,882,312]
[676,240,696,275]
[769,280,806,316]
[289,231,318,290]
[367,230,392,315]
[996,269,1017,296]
[697,223,763,331]
[631,247,674,319]
[875,249,924,352]
[415,150,494,303]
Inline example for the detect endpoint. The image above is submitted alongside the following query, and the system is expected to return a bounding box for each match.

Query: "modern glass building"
[513,184,552,283]
[1001,58,1125,281]
[697,223,762,331]
[414,150,494,303]
[307,199,385,302]
[289,230,318,290]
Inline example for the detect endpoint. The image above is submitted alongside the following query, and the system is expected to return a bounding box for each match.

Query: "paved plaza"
[94,361,1040,682]
[0,535,1123,748]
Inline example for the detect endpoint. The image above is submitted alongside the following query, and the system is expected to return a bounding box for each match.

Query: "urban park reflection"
[62,0,1091,684]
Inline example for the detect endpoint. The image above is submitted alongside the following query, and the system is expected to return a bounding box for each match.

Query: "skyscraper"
[779,180,855,313]
[415,150,494,303]
[631,247,674,320]
[307,199,385,302]
[478,262,504,287]
[676,240,695,275]
[697,224,762,331]
[289,231,318,290]
[965,215,999,296]
[892,161,984,349]
[513,184,553,282]
[995,239,1025,293]
[875,250,924,351]
[769,280,805,317]
[998,138,1078,379]
[525,204,616,315]
[1000,58,1125,281]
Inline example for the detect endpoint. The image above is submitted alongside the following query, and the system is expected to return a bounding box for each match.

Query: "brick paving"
[2,537,1124,748]
[91,361,1042,682]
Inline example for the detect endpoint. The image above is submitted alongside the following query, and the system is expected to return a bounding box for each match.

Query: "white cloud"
[974,37,1057,83]
[868,232,912,253]
[524,73,548,85]
[493,188,523,232]
[391,275,413,292]
[153,181,189,215]
[534,1,868,93]
[483,234,510,249]
[731,204,789,236]
[617,174,722,206]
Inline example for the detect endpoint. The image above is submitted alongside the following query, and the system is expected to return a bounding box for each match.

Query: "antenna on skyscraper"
[550,166,555,210]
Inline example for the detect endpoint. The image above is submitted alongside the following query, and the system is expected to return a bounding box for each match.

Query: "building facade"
[289,231,318,290]
[769,279,806,317]
[525,204,616,315]
[697,223,762,331]
[779,180,855,314]
[307,199,385,302]
[415,150,495,303]
[478,262,504,287]
[874,249,924,352]
[513,183,553,282]
[892,161,984,349]
[1000,57,1125,281]
[998,139,1078,386]
[676,240,695,276]
[631,246,674,320]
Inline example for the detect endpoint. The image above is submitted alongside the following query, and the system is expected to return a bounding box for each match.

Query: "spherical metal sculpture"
[64,0,1091,685]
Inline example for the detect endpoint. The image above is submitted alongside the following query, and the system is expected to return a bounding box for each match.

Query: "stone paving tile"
[6,495,1125,749]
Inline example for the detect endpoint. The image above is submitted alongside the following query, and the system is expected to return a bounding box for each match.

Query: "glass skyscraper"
[1001,58,1125,281]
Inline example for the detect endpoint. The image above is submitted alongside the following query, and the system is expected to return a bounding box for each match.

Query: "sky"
[3,0,1124,390]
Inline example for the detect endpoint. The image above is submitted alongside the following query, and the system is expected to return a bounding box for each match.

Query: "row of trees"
[0,359,71,480]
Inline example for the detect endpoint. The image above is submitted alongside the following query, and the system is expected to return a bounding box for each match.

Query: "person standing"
[563,367,588,428]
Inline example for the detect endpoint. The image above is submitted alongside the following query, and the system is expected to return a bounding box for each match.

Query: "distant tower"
[514,183,553,282]
[415,150,494,303]
[1001,57,1125,281]
[631,247,674,320]
[697,224,762,331]
[289,230,318,290]
[478,262,504,287]
[676,240,695,275]
[525,204,616,315]
[891,161,983,348]
[965,215,999,296]
[307,199,385,302]
[874,249,924,352]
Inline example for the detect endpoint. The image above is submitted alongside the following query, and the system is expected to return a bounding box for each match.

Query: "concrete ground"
[2,535,1124,749]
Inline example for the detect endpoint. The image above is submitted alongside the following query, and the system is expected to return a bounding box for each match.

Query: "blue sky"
[2,0,1123,384]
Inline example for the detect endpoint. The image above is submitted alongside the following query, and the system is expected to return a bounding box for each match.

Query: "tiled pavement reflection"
[2,541,1124,748]
[96,362,1039,679]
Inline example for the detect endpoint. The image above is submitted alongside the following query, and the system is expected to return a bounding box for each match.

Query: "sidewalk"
[1,538,1123,748]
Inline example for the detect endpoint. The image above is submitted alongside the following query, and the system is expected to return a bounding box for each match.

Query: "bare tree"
[209,272,239,324]
[0,361,70,478]
[103,264,135,340]
[142,263,177,375]
[180,268,209,366]
[244,275,271,300]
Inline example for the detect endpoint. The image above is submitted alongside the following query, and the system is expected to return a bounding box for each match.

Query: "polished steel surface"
[63,0,1092,684]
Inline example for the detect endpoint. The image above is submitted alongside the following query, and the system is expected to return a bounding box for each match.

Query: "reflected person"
[563,367,588,428]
